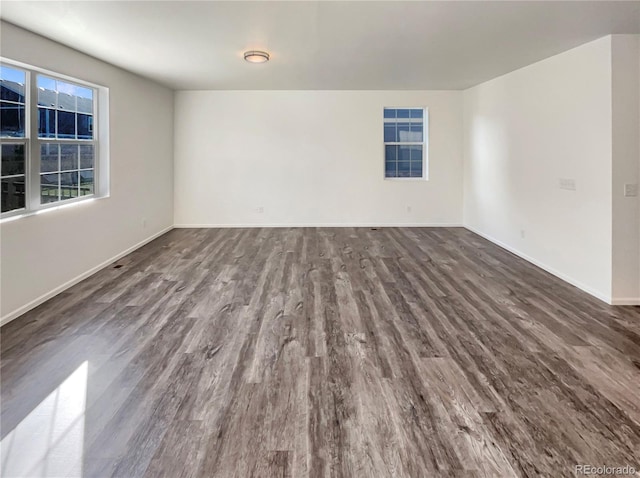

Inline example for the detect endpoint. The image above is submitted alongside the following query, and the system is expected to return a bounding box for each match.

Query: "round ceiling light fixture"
[244,50,270,63]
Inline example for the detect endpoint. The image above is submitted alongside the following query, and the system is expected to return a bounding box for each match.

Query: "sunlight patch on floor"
[1,361,88,478]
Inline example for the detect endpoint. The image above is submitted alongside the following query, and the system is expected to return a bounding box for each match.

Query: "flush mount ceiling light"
[244,50,270,63]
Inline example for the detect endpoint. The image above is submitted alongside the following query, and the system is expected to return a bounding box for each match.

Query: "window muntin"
[384,107,427,179]
[0,61,100,217]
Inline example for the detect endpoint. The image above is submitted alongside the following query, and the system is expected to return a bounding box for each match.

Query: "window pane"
[80,170,94,196]
[38,75,95,140]
[397,122,410,142]
[38,108,56,138]
[38,76,56,89]
[77,95,93,114]
[397,161,411,177]
[410,145,422,161]
[41,173,60,203]
[409,122,423,142]
[385,161,397,178]
[410,161,423,178]
[60,144,79,171]
[57,81,79,99]
[383,124,395,143]
[385,145,396,161]
[1,66,25,103]
[57,92,75,111]
[1,101,25,137]
[55,78,93,112]
[383,108,396,119]
[60,171,79,199]
[398,145,412,161]
[57,111,76,138]
[1,176,25,212]
[80,144,94,169]
[397,109,410,119]
[37,76,57,105]
[41,144,59,173]
[0,86,24,103]
[77,114,93,139]
[1,144,25,176]
[410,109,423,119]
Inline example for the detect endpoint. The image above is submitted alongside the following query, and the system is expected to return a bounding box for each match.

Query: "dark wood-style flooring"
[1,227,639,477]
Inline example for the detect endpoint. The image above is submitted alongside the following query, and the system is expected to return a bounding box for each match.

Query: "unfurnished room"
[0,1,640,477]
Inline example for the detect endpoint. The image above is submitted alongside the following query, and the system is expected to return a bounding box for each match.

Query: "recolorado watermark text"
[575,465,637,476]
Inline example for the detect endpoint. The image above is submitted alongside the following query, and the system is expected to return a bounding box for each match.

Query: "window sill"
[384,177,429,182]
[0,195,108,223]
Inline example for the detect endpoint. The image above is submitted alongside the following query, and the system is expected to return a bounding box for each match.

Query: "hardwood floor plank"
[1,227,639,478]
[142,420,205,478]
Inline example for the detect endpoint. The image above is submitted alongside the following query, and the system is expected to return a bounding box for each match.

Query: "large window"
[1,62,102,217]
[383,107,427,179]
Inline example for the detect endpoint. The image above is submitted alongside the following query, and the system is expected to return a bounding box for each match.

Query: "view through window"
[383,107,427,179]
[1,63,99,216]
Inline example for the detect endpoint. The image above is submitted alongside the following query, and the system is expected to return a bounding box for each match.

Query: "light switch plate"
[624,183,639,197]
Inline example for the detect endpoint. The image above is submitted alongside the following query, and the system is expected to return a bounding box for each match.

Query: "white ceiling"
[1,1,640,90]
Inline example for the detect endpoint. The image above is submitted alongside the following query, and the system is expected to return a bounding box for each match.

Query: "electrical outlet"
[142,217,147,229]
[624,183,639,197]
[257,207,264,214]
[520,229,526,239]
[559,178,576,191]
[406,206,412,213]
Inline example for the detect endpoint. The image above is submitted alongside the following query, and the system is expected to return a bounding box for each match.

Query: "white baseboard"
[0,225,174,327]
[174,222,464,228]
[6,222,629,328]
[610,298,640,306]
[463,225,613,305]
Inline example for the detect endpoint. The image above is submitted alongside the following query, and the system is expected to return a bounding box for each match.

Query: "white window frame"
[383,106,429,181]
[0,58,109,220]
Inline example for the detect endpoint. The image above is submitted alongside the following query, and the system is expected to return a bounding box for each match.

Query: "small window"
[383,107,427,179]
[1,61,105,218]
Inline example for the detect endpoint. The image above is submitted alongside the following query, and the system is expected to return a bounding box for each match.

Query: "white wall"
[463,37,614,301]
[611,35,640,303]
[174,90,463,227]
[2,24,636,320]
[0,22,175,322]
